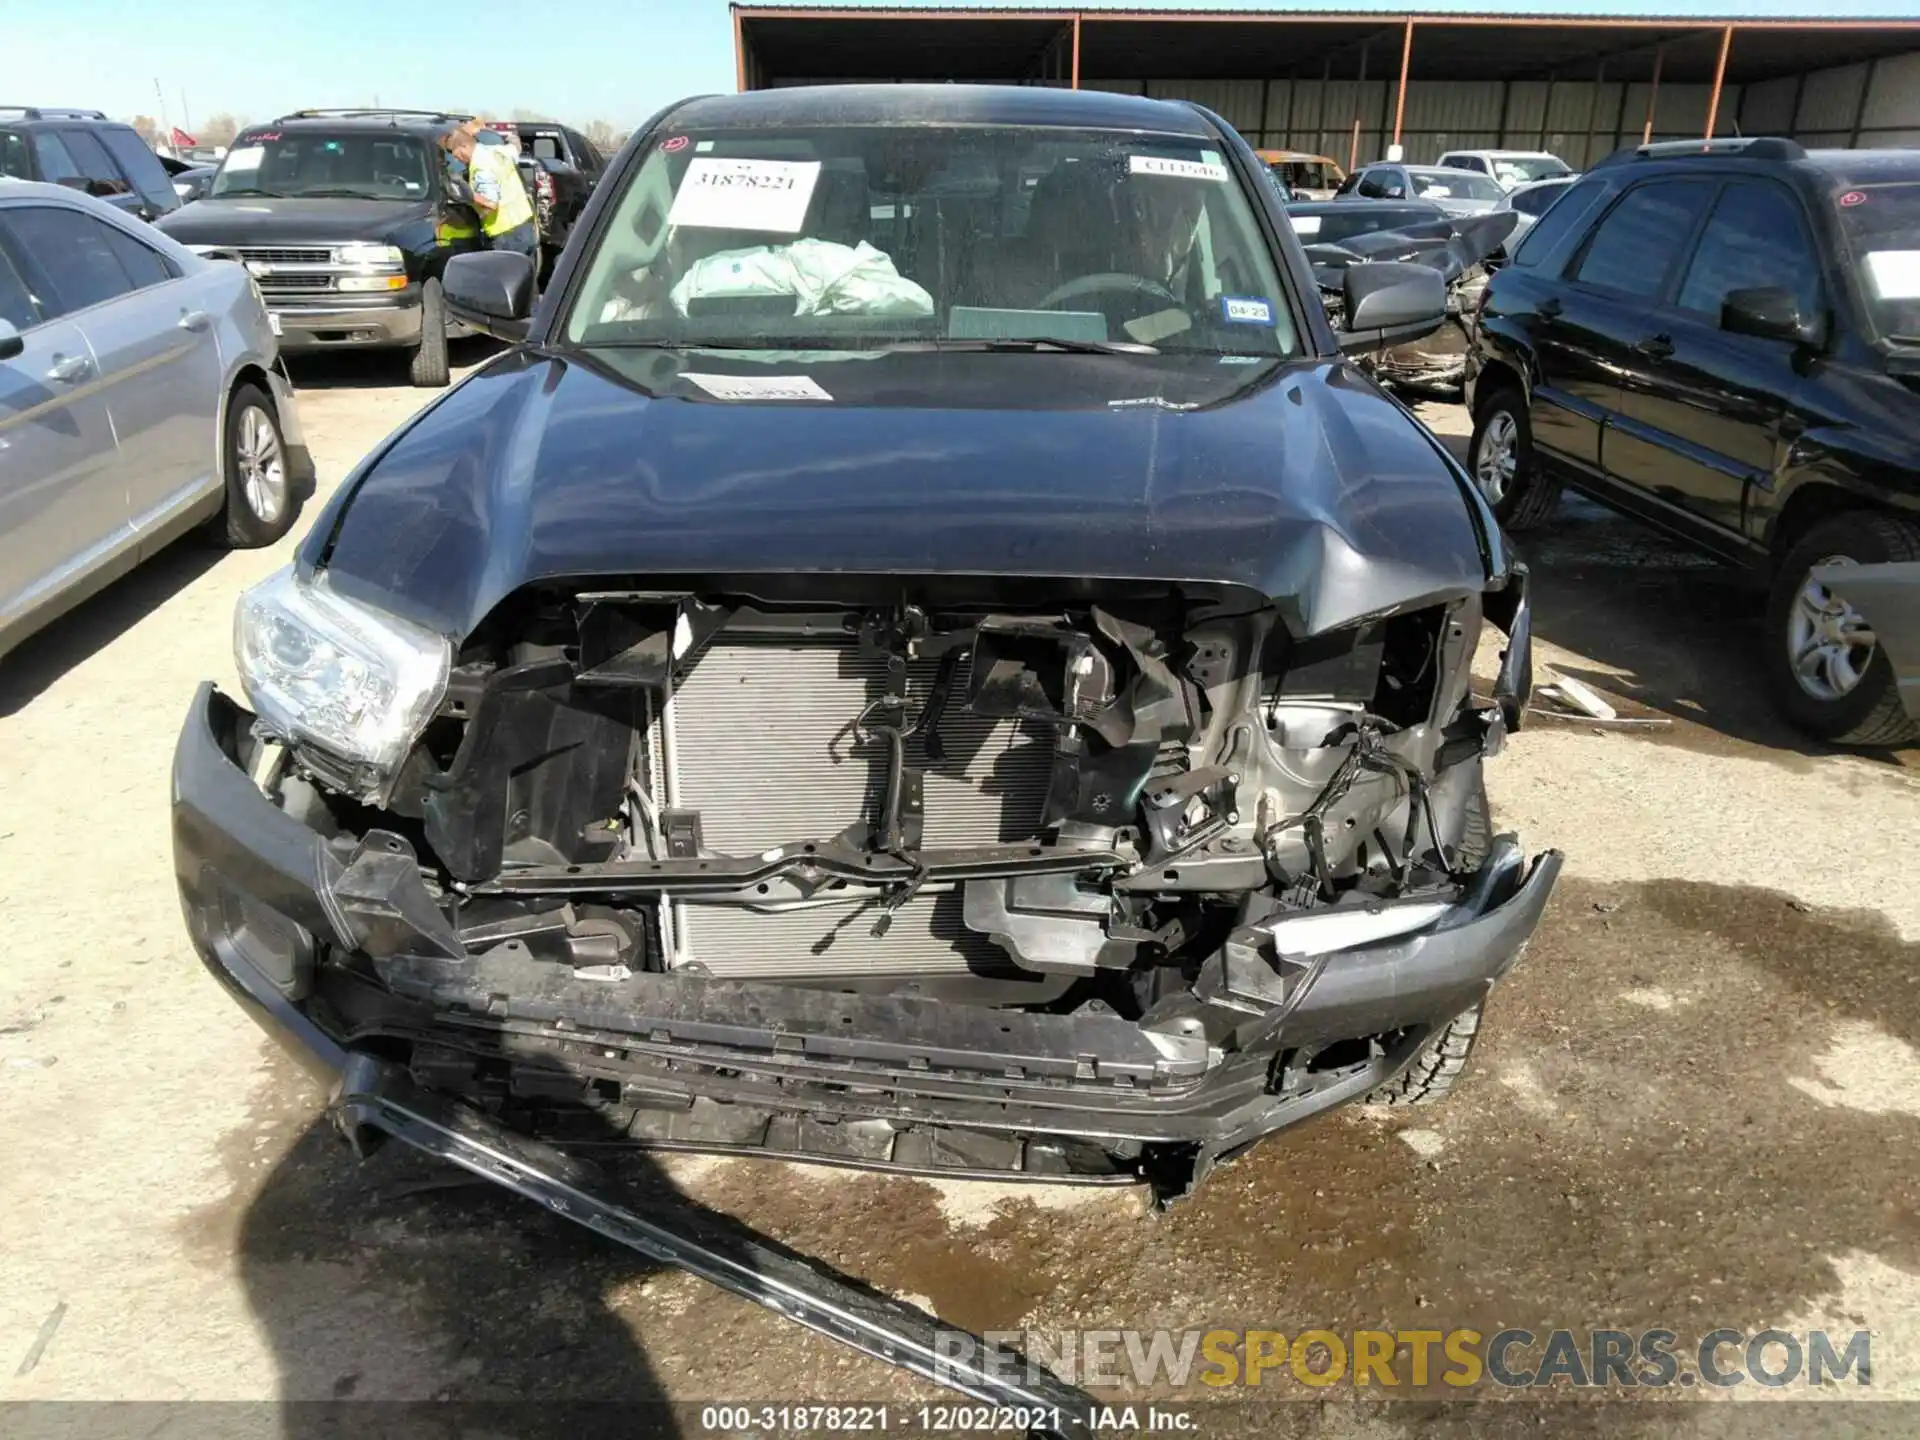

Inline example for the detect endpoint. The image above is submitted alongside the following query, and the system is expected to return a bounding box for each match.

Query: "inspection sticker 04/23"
[1221,295,1274,325]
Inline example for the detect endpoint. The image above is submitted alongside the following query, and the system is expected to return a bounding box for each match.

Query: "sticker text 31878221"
[666,158,823,234]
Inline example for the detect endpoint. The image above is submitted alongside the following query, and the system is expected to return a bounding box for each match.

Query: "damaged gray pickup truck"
[173,84,1556,1397]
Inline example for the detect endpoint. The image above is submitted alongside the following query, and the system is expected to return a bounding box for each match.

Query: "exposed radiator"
[667,638,1052,852]
[659,637,1055,977]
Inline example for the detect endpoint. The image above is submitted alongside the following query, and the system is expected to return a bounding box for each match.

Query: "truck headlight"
[333,242,405,269]
[234,566,450,802]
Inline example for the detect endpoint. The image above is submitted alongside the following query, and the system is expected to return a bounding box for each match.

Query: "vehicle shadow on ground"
[285,336,504,392]
[235,1105,685,1434]
[0,539,226,718]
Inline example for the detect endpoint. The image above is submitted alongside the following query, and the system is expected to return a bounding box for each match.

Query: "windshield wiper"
[295,188,398,199]
[898,336,1159,357]
[210,187,278,198]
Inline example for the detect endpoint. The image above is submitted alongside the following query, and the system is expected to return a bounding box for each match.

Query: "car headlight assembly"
[333,241,405,269]
[234,566,450,803]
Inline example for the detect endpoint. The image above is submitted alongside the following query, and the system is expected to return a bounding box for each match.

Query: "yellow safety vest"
[472,143,534,238]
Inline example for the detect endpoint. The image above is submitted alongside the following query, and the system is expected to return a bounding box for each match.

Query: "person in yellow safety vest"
[440,125,537,257]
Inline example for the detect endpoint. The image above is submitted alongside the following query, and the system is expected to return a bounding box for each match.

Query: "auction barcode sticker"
[682,373,833,402]
[667,158,822,233]
[1130,155,1230,183]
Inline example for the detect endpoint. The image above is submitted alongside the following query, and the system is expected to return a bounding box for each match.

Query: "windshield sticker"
[1864,250,1920,300]
[1221,295,1275,326]
[1290,214,1323,236]
[1130,155,1230,183]
[667,158,822,233]
[1840,190,1868,207]
[223,145,265,171]
[682,372,833,402]
[1424,184,1453,198]
[661,135,689,153]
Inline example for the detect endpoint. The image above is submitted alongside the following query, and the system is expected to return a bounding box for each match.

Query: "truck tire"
[409,278,451,389]
[1468,384,1560,531]
[217,384,298,549]
[1765,511,1920,747]
[1364,778,1492,1107]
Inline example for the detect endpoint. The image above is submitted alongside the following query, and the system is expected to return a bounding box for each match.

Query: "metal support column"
[1704,25,1734,139]
[1642,43,1664,143]
[1349,40,1369,172]
[1392,17,1415,153]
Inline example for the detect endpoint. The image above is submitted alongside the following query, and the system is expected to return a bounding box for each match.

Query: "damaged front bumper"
[176,682,1560,1192]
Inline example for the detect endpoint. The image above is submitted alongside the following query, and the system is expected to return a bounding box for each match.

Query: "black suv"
[156,109,491,387]
[0,106,180,222]
[1467,137,1920,747]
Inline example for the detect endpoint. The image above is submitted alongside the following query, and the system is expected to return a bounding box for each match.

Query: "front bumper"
[1812,559,1920,724]
[175,684,1560,1187]
[267,294,423,351]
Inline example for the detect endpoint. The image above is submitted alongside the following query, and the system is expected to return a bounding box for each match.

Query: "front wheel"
[409,278,451,388]
[1764,512,1920,747]
[217,385,297,549]
[1467,385,1560,531]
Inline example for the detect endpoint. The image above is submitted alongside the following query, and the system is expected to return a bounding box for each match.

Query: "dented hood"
[308,346,1490,639]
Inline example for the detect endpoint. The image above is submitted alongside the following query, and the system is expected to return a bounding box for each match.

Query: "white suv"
[1436,149,1573,192]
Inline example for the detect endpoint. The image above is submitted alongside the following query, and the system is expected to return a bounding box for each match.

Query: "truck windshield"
[1837,182,1920,343]
[1491,156,1570,186]
[1410,170,1503,202]
[1290,205,1447,244]
[210,132,433,201]
[564,124,1300,357]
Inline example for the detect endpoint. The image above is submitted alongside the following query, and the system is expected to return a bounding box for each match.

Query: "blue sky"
[11,0,1912,131]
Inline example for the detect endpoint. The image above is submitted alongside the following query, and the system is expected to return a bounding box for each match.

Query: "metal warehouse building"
[730,6,1920,171]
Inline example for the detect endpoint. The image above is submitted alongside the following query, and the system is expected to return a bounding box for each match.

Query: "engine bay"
[272,575,1505,1033]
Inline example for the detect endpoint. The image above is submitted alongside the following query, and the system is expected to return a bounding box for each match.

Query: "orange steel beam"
[1704,24,1734,138]
[1642,43,1664,143]
[734,6,748,91]
[1072,11,1081,88]
[1392,17,1414,148]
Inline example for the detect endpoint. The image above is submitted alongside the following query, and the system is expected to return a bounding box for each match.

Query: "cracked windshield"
[566,125,1300,356]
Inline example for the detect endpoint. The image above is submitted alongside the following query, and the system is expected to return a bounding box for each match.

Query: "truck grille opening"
[237,246,333,266]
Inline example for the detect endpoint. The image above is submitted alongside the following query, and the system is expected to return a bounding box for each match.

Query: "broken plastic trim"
[333,1054,1095,1434]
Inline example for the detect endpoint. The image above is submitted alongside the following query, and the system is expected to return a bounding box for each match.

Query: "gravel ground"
[2,361,1918,1435]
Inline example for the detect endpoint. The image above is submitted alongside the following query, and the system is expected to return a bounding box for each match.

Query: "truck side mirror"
[443,251,535,342]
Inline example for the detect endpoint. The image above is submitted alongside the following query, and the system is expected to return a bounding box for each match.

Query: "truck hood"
[309,346,1490,640]
[156,196,435,246]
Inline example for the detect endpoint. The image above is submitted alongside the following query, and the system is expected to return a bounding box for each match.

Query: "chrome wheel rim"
[1475,409,1518,506]
[236,405,286,523]
[1787,555,1877,702]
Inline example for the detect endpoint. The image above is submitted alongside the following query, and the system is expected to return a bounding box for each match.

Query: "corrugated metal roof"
[734,5,1919,23]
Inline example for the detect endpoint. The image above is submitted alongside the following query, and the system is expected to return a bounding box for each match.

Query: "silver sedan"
[0,179,311,658]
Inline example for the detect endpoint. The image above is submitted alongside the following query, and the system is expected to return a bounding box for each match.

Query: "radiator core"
[660,637,1056,977]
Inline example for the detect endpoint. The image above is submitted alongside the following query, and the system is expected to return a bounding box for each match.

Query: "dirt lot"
[3,353,1919,1434]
